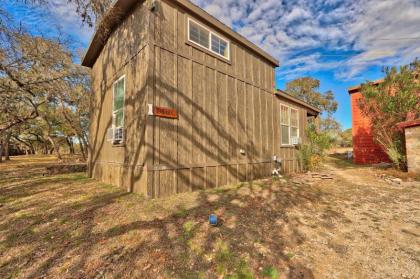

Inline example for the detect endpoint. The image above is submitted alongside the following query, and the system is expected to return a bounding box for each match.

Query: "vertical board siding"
[192,62,205,165]
[177,56,193,166]
[89,1,151,195]
[205,67,218,164]
[227,77,237,162]
[143,1,311,196]
[217,72,228,163]
[237,81,246,162]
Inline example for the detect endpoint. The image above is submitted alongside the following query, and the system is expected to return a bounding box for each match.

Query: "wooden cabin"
[82,0,320,198]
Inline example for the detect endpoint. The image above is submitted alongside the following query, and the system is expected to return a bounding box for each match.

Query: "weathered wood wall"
[89,2,150,195]
[147,0,308,197]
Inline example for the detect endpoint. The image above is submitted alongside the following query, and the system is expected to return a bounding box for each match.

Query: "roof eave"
[275,90,321,114]
[81,0,143,68]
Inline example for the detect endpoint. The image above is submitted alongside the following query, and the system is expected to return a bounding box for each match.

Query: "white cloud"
[192,0,420,81]
[46,0,94,45]
[6,0,93,51]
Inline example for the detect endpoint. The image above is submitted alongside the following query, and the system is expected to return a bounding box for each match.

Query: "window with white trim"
[290,108,299,139]
[112,76,125,140]
[281,105,299,145]
[188,18,230,60]
[281,105,290,145]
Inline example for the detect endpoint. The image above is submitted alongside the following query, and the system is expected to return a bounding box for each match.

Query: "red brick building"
[348,81,390,164]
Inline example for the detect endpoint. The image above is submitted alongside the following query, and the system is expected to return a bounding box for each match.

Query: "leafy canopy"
[359,59,420,170]
[286,77,338,116]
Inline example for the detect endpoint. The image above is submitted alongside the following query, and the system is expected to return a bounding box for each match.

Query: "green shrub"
[386,141,407,170]
[298,123,332,171]
[261,266,280,279]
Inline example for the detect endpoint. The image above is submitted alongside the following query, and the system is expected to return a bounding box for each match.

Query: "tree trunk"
[44,142,49,155]
[13,136,35,156]
[0,140,3,163]
[78,136,87,161]
[4,133,12,160]
[48,136,62,160]
[66,137,75,155]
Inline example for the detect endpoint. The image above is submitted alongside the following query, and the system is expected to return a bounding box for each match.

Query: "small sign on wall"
[148,104,178,119]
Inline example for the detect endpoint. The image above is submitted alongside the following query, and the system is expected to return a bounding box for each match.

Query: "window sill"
[112,143,126,148]
[185,41,231,65]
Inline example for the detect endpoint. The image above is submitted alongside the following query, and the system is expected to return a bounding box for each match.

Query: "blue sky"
[5,0,420,129]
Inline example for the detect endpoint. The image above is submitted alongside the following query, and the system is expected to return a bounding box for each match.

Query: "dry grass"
[0,156,419,279]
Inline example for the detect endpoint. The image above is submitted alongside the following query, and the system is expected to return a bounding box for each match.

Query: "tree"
[56,73,91,160]
[286,77,338,115]
[359,60,420,170]
[320,117,342,145]
[338,128,353,147]
[0,23,79,135]
[0,8,91,161]
[286,77,341,145]
[13,0,113,27]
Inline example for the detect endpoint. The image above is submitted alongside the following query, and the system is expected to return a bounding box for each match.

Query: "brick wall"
[405,125,420,174]
[350,92,390,164]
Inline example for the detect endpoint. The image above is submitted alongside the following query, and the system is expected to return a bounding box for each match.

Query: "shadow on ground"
[0,157,338,278]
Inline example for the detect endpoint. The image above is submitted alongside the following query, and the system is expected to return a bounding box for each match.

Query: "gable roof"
[275,90,321,115]
[81,0,280,68]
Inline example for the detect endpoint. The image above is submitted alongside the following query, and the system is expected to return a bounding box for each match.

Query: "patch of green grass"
[68,173,89,181]
[215,240,235,275]
[286,252,295,259]
[174,207,189,218]
[7,268,23,279]
[261,266,280,279]
[100,183,118,191]
[214,240,253,278]
[235,182,248,189]
[182,221,196,239]
[227,260,253,279]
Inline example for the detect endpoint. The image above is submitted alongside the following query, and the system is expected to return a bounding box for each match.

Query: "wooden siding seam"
[149,161,276,171]
[100,43,149,87]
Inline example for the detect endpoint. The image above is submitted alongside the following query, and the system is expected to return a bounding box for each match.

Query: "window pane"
[281,106,289,125]
[211,35,220,53]
[281,125,290,145]
[220,40,228,57]
[189,21,209,48]
[114,79,124,111]
[211,34,228,58]
[291,127,298,138]
[114,109,124,128]
[291,109,298,127]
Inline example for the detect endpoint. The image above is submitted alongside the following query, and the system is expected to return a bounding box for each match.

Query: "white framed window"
[281,105,290,145]
[290,108,299,139]
[111,75,125,143]
[188,18,230,60]
[281,105,299,146]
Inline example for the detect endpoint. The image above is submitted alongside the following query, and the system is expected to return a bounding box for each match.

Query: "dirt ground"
[0,156,419,278]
